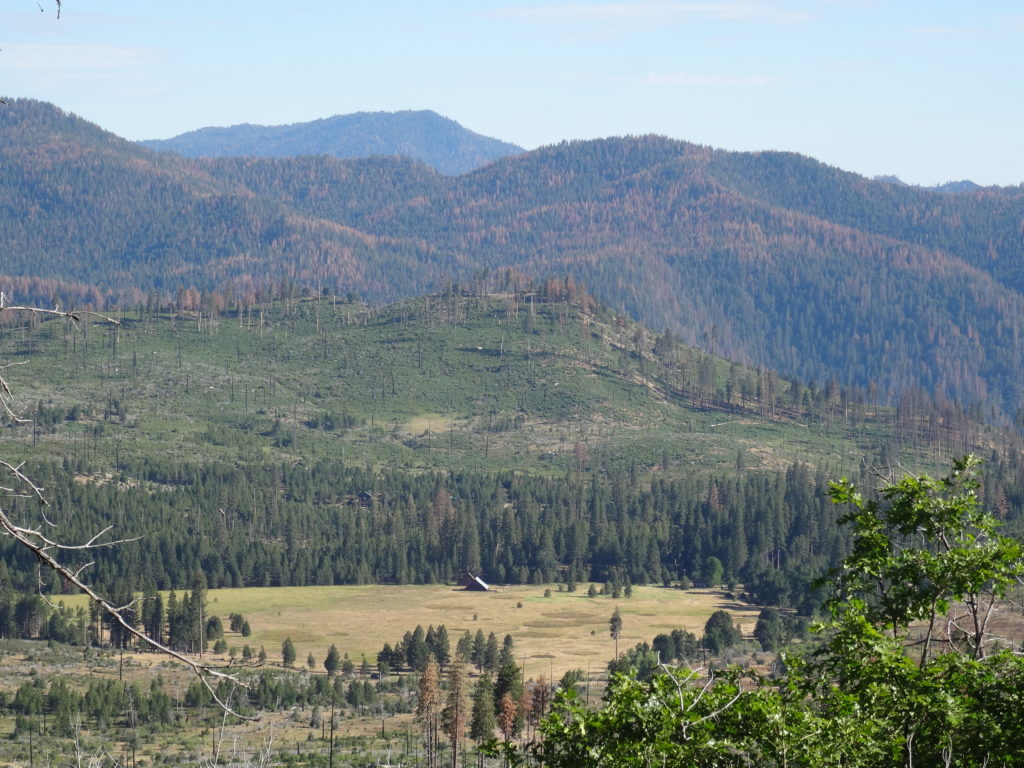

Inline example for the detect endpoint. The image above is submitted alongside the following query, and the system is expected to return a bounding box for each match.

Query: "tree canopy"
[501,456,1024,767]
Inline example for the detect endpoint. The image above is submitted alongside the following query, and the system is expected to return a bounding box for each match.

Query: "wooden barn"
[458,570,490,591]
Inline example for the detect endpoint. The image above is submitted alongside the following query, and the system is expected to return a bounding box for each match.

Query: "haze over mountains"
[3,99,1024,422]
[873,175,986,194]
[139,110,524,175]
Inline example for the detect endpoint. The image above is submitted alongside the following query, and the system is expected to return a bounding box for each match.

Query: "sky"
[2,1,1022,186]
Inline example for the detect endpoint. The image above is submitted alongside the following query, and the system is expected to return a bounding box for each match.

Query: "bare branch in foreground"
[0,302,253,721]
[0,482,256,719]
[656,663,743,741]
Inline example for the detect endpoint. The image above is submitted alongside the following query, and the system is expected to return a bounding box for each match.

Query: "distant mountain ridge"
[3,99,1024,421]
[874,175,985,194]
[139,109,524,175]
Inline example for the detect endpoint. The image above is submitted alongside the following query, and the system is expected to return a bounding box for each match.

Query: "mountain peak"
[874,174,985,194]
[931,179,982,194]
[139,110,524,175]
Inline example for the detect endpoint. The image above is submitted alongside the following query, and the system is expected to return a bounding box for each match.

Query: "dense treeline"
[2,447,1023,646]
[0,456,845,610]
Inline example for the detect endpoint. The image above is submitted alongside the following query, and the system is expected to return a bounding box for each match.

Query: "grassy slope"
[0,292,959,481]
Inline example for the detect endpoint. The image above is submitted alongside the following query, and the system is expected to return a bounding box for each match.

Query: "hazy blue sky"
[2,1,1021,185]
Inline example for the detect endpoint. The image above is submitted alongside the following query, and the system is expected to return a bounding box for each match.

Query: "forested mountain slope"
[0,100,443,301]
[3,99,1024,420]
[139,109,524,175]
[226,138,1023,413]
[705,149,1024,292]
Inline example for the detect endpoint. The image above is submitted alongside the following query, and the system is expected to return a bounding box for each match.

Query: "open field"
[63,583,759,680]
[210,583,758,678]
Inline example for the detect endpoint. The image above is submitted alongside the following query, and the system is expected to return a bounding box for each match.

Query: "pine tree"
[494,660,523,736]
[470,676,497,766]
[417,657,442,768]
[609,606,623,658]
[471,628,486,672]
[142,588,163,645]
[441,660,469,768]
[188,570,208,655]
[457,630,473,660]
[324,644,341,676]
[497,691,518,742]
[432,624,451,669]
[483,632,500,673]
[498,634,516,667]
[282,636,296,667]
[408,625,430,671]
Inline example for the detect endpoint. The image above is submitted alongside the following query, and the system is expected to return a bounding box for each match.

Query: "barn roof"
[458,570,490,591]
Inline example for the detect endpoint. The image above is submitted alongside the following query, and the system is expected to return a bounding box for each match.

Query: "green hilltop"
[1,287,994,479]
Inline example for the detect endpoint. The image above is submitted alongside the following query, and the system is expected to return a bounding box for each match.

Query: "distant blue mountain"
[874,175,983,194]
[139,110,524,175]
[931,179,982,194]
